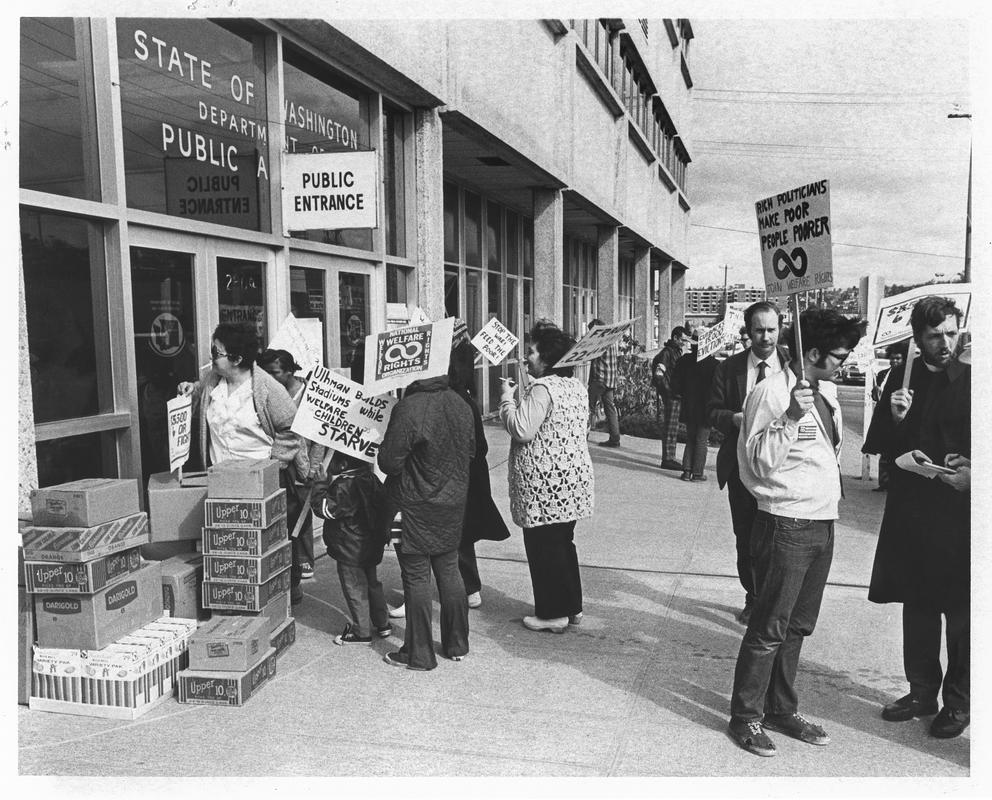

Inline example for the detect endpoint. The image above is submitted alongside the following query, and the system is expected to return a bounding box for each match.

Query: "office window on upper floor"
[383,103,409,258]
[20,18,99,201]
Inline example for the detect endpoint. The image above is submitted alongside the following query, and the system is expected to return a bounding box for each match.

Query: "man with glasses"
[727,307,863,758]
[865,296,970,739]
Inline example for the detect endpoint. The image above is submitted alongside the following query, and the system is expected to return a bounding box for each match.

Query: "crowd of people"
[175,292,970,756]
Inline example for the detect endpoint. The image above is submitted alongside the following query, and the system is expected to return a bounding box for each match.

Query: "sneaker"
[300,563,315,581]
[568,612,583,626]
[388,603,406,618]
[680,471,692,481]
[376,625,393,638]
[467,591,482,609]
[692,473,708,482]
[881,693,939,722]
[929,707,969,739]
[333,623,372,646]
[762,712,830,746]
[598,439,621,448]
[383,650,431,671]
[522,615,568,634]
[660,459,683,471]
[443,653,466,662]
[727,719,776,757]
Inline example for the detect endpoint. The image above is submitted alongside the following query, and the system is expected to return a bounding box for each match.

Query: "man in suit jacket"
[707,301,787,624]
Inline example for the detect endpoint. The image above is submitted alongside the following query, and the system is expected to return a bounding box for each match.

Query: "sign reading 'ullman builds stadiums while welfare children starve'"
[281,151,379,234]
[755,180,833,297]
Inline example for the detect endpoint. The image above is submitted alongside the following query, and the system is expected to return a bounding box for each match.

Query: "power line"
[692,96,958,107]
[695,87,964,98]
[690,223,965,260]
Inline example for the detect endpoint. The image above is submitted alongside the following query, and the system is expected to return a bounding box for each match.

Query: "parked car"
[839,362,866,385]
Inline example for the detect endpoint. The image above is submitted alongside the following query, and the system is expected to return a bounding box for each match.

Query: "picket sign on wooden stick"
[290,449,336,540]
[901,343,918,391]
[791,294,806,383]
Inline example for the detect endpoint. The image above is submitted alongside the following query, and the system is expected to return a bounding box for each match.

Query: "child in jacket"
[311,451,393,645]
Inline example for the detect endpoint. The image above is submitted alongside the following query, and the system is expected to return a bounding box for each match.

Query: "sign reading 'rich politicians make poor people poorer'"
[755,180,833,297]
[291,366,396,463]
[282,151,379,234]
[362,317,456,395]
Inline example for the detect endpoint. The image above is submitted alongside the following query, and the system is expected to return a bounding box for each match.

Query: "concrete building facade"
[18,16,694,508]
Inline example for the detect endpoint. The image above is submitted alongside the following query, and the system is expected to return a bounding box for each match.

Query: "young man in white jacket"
[727,307,863,758]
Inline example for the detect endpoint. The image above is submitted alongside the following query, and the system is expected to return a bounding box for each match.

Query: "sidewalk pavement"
[17,423,970,782]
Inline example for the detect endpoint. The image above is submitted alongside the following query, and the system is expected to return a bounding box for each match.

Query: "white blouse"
[206,378,273,465]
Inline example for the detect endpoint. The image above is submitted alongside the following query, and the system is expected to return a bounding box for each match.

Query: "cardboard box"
[216,590,290,636]
[34,561,163,650]
[202,569,291,612]
[203,540,292,584]
[270,617,296,658]
[30,479,140,528]
[141,540,198,561]
[201,517,288,557]
[187,615,270,672]
[207,458,282,499]
[19,586,36,705]
[177,648,277,706]
[23,547,143,594]
[203,490,287,529]
[21,513,149,563]
[147,472,209,543]
[159,553,204,620]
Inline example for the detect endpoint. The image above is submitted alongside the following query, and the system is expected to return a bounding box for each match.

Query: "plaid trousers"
[658,394,681,462]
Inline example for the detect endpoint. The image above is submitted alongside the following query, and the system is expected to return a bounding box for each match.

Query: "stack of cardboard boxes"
[177,459,296,706]
[21,479,197,719]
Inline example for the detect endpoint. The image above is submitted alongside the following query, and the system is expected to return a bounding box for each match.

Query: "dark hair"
[910,296,962,339]
[448,339,477,396]
[589,318,605,329]
[671,326,687,340]
[212,322,259,370]
[885,341,909,359]
[532,326,576,378]
[744,301,780,334]
[529,318,560,340]
[257,349,301,374]
[783,307,863,361]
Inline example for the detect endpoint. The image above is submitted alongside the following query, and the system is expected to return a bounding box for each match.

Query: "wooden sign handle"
[901,343,917,390]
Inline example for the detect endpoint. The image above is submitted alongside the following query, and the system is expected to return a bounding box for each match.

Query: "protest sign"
[555,319,635,369]
[755,180,833,297]
[723,305,746,340]
[166,396,193,473]
[471,317,519,365]
[696,323,726,361]
[872,283,971,347]
[408,307,432,327]
[291,365,396,463]
[268,313,324,377]
[362,316,456,395]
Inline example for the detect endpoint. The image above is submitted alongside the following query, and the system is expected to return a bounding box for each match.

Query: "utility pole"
[948,111,971,282]
[722,264,729,313]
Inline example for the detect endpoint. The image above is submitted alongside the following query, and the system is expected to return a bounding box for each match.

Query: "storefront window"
[217,257,266,346]
[506,213,519,275]
[443,182,459,263]
[465,269,483,335]
[339,273,369,370]
[290,266,327,368]
[523,218,534,278]
[486,201,502,271]
[383,105,408,258]
[386,264,409,304]
[284,47,373,250]
[464,191,482,267]
[22,210,107,424]
[37,432,118,488]
[117,19,269,231]
[20,18,98,200]
[444,267,459,319]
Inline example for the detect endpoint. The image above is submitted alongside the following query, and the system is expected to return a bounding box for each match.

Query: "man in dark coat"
[378,373,476,671]
[652,326,689,470]
[707,301,787,624]
[864,296,970,738]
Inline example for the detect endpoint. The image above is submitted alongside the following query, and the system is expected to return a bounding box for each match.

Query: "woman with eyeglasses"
[177,323,307,597]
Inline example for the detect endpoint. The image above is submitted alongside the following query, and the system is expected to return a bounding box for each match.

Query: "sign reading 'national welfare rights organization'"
[282,151,379,234]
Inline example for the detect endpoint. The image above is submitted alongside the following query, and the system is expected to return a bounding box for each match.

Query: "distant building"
[685,284,765,326]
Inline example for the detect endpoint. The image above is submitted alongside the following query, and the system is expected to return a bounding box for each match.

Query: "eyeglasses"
[210,346,232,361]
[827,350,851,364]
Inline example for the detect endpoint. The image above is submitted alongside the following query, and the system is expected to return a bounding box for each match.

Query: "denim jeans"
[588,380,620,441]
[730,511,834,722]
[396,548,469,670]
[336,561,388,638]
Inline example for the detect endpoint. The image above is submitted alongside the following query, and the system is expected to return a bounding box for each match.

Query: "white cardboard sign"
[166,395,193,473]
[696,323,726,361]
[471,317,519,365]
[723,306,746,340]
[755,180,833,297]
[872,283,971,347]
[268,313,324,378]
[282,151,379,234]
[362,317,456,395]
[555,319,635,369]
[291,365,396,463]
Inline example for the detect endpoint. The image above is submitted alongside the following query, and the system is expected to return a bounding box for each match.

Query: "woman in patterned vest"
[498,325,595,633]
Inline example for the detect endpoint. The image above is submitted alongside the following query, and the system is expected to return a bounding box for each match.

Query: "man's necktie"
[756,361,768,384]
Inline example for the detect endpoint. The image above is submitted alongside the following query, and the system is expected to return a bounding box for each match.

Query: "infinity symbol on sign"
[772,247,809,280]
[383,342,423,362]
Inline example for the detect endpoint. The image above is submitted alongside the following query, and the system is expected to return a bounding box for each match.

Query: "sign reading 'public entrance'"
[282,151,378,234]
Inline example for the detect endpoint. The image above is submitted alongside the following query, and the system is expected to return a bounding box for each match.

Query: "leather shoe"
[881,693,938,722]
[930,707,969,738]
[659,459,683,471]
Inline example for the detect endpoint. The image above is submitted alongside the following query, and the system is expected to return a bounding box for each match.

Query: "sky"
[686,15,974,289]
